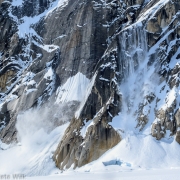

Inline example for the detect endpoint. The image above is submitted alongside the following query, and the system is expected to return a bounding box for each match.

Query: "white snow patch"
[11,0,23,6]
[10,0,69,38]
[45,0,69,18]
[56,72,90,103]
[162,87,176,110]
[80,120,94,138]
[75,72,97,118]
[44,68,54,80]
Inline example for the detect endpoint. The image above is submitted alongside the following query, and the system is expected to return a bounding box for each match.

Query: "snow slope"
[26,168,180,180]
[0,0,180,178]
[10,0,69,38]
[56,72,90,103]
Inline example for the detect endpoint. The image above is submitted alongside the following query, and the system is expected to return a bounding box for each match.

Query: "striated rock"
[176,130,180,144]
[151,122,165,140]
[0,0,123,150]
[53,47,122,168]
[54,116,120,169]
[175,109,180,127]
[146,18,162,34]
[145,0,180,46]
[0,70,14,91]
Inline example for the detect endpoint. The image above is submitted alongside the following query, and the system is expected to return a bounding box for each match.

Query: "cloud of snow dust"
[16,101,78,146]
[0,101,78,176]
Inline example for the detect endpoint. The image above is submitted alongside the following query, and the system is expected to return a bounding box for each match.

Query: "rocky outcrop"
[51,0,123,169]
[147,0,180,140]
[53,48,122,169]
[116,0,180,142]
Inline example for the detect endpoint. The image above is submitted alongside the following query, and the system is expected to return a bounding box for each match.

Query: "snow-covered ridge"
[9,0,69,38]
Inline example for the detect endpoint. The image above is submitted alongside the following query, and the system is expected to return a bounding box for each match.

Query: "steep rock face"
[0,0,180,171]
[0,0,62,142]
[52,0,123,169]
[36,0,123,83]
[11,0,55,18]
[144,0,180,140]
[53,48,121,169]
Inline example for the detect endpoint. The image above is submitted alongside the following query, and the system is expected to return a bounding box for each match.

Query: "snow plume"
[104,24,172,170]
[115,24,153,130]
[119,23,148,80]
[0,101,79,176]
[16,103,69,145]
[101,11,180,172]
[77,24,180,173]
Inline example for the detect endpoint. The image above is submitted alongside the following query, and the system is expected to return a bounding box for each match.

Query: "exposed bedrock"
[53,48,122,169]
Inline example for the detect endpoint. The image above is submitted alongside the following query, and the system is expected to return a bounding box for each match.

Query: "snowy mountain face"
[0,0,180,175]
